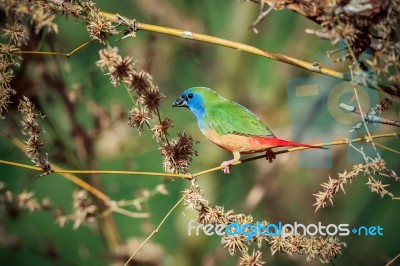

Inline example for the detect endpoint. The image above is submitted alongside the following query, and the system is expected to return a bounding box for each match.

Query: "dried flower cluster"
[323,0,399,96]
[71,189,97,229]
[0,0,58,35]
[0,22,27,118]
[314,158,399,211]
[85,3,118,43]
[0,0,60,144]
[18,97,52,174]
[160,132,198,174]
[0,183,99,230]
[183,183,346,265]
[0,183,50,216]
[97,46,198,173]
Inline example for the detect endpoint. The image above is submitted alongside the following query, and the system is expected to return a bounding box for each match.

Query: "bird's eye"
[187,93,193,99]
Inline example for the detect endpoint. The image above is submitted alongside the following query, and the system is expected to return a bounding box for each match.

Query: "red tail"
[251,137,325,149]
[272,138,325,149]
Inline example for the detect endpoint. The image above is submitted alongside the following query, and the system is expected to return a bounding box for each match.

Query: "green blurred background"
[0,1,399,265]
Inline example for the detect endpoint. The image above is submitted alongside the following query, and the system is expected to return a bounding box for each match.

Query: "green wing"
[205,100,274,137]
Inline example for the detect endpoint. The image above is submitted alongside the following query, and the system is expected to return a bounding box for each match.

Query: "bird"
[172,87,324,173]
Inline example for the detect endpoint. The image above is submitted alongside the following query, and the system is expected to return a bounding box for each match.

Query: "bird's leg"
[265,148,276,163]
[221,151,241,174]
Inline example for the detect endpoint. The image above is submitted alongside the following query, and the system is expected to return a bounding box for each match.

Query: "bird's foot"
[221,159,238,174]
[221,152,241,174]
[221,162,232,174]
[265,149,276,163]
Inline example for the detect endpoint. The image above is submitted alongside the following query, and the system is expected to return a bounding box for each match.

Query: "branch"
[38,0,396,97]
[2,133,398,180]
[2,135,150,218]
[339,103,400,127]
[102,14,400,97]
[14,40,95,58]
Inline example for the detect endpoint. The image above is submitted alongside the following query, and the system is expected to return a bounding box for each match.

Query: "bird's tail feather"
[271,138,326,149]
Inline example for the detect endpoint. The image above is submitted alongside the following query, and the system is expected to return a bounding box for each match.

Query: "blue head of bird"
[172,87,219,121]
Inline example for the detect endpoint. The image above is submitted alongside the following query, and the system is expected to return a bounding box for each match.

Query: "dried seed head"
[0,68,14,89]
[30,7,58,34]
[160,132,198,174]
[18,96,51,174]
[127,106,152,135]
[221,233,248,256]
[151,117,172,141]
[87,11,117,43]
[54,208,68,228]
[0,87,16,117]
[198,205,227,225]
[2,23,29,47]
[128,71,154,95]
[109,56,134,86]
[182,184,208,211]
[137,86,165,111]
[97,46,121,71]
[72,190,97,229]
[239,249,265,266]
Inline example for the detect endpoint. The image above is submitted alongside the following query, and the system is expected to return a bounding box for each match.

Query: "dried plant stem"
[124,195,185,266]
[250,0,276,33]
[105,12,346,80]
[100,12,394,95]
[373,142,400,155]
[1,133,398,180]
[14,39,95,58]
[339,103,400,127]
[385,253,400,266]
[27,2,395,95]
[53,169,191,178]
[0,159,41,171]
[5,135,150,220]
[0,156,191,181]
[7,136,111,201]
[350,67,380,158]
[55,166,110,202]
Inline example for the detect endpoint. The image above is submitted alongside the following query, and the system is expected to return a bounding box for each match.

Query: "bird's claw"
[221,162,231,174]
[265,149,276,163]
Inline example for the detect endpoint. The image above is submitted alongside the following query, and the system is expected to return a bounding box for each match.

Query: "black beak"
[172,96,188,107]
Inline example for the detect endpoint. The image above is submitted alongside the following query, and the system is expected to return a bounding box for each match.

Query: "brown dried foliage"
[183,183,346,264]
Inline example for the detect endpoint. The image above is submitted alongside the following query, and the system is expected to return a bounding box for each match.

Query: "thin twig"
[111,206,150,218]
[339,103,400,127]
[2,133,398,180]
[53,169,191,179]
[305,28,333,40]
[373,142,400,155]
[385,253,400,266]
[250,1,276,34]
[123,195,185,266]
[350,65,381,159]
[13,40,95,58]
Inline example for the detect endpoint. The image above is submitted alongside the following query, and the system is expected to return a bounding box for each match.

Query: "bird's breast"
[202,129,276,153]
